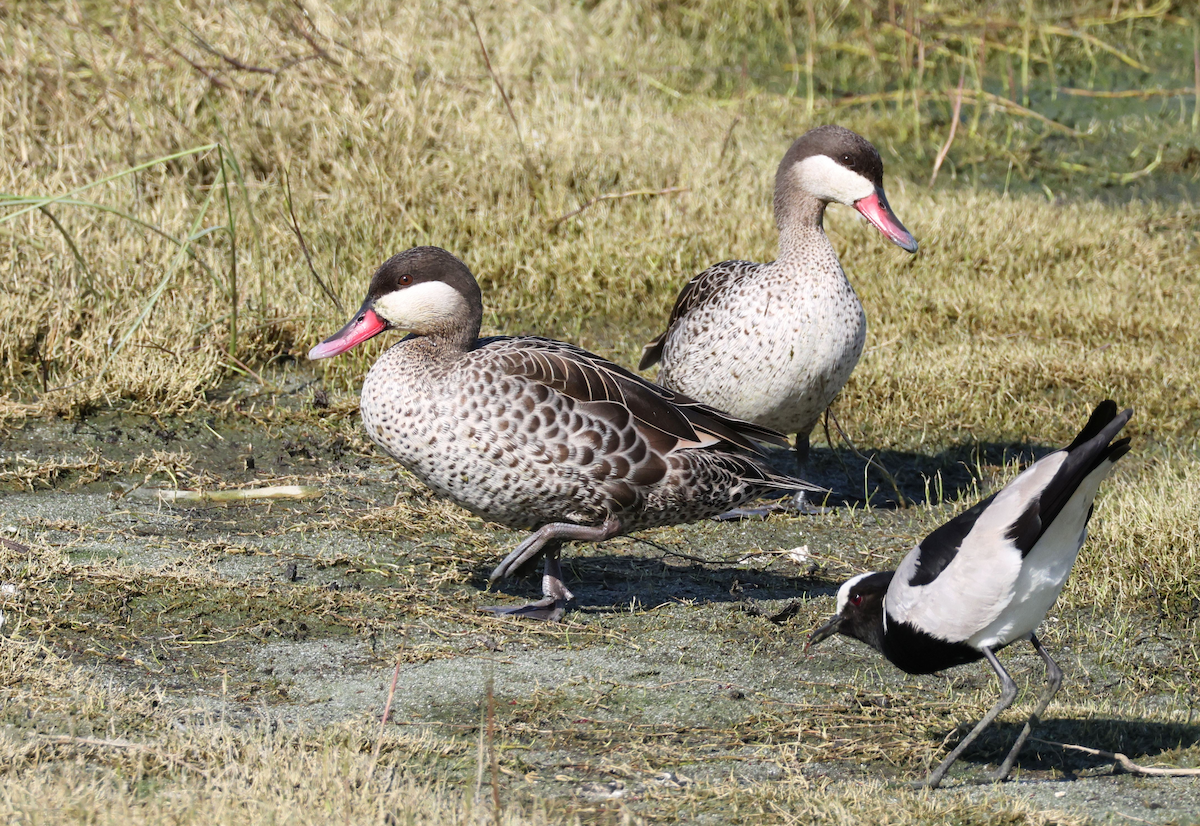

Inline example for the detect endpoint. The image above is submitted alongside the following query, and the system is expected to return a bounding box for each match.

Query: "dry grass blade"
[959,89,1082,135]
[1057,86,1193,98]
[33,734,208,776]
[1042,25,1152,73]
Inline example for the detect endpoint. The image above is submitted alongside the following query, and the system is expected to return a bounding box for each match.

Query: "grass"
[1,0,1200,823]
[2,0,1198,426]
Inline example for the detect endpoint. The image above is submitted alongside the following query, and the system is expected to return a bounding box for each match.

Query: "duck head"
[776,125,918,253]
[309,246,484,359]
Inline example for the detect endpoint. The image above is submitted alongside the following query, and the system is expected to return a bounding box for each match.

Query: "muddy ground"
[1,381,1198,824]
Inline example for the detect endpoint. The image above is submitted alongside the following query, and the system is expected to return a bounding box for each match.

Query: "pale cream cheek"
[373,281,467,330]
[793,155,874,205]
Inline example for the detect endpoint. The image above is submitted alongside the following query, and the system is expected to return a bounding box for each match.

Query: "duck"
[308,246,825,621]
[639,125,918,491]
[807,400,1132,787]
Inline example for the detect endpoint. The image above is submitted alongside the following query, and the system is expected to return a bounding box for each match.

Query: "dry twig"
[1036,739,1200,777]
[284,170,343,314]
[827,410,907,507]
[183,25,277,74]
[463,3,526,157]
[374,658,403,760]
[930,71,966,187]
[550,187,689,230]
[129,485,322,503]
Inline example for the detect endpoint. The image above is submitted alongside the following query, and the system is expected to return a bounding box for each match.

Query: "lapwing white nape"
[808,400,1132,787]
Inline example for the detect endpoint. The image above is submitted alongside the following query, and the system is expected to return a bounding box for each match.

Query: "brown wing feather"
[638,260,763,370]
[491,337,789,453]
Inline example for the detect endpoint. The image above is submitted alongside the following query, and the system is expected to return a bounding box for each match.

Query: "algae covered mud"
[3,0,1200,822]
[2,385,1198,824]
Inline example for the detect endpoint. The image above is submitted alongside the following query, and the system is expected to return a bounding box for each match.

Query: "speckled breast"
[359,340,599,530]
[657,262,866,438]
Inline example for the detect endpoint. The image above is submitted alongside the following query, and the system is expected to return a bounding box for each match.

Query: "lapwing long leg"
[991,633,1064,782]
[921,646,1018,788]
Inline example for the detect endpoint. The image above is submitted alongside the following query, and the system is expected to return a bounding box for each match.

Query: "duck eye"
[399,273,413,286]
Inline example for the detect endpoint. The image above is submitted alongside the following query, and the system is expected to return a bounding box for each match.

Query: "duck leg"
[480,518,622,621]
[920,646,1018,789]
[480,541,572,621]
[991,633,1063,782]
[786,433,832,514]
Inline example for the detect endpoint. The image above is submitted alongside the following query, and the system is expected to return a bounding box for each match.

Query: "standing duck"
[808,401,1132,787]
[640,125,918,486]
[309,246,824,621]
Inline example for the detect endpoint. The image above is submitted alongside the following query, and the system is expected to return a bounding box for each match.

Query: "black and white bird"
[308,246,825,621]
[808,401,1132,787]
[639,126,918,496]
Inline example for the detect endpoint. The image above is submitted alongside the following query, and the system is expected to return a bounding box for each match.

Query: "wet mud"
[1,384,1197,823]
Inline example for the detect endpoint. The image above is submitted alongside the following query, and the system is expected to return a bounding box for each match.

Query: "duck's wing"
[485,335,790,454]
[887,401,1132,639]
[638,260,761,370]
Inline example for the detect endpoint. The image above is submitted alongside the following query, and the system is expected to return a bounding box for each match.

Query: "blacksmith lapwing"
[808,400,1132,787]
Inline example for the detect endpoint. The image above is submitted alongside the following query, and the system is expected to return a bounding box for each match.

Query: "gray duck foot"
[482,541,576,622]
[479,596,567,622]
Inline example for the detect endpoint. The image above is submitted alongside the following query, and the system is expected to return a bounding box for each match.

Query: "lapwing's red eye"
[399,273,413,286]
[850,593,863,606]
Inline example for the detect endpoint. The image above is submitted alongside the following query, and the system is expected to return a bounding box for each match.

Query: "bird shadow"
[781,437,1063,510]
[944,717,1200,778]
[476,550,836,612]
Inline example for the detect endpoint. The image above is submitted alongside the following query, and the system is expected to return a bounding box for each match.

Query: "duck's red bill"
[854,188,918,253]
[308,307,387,360]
